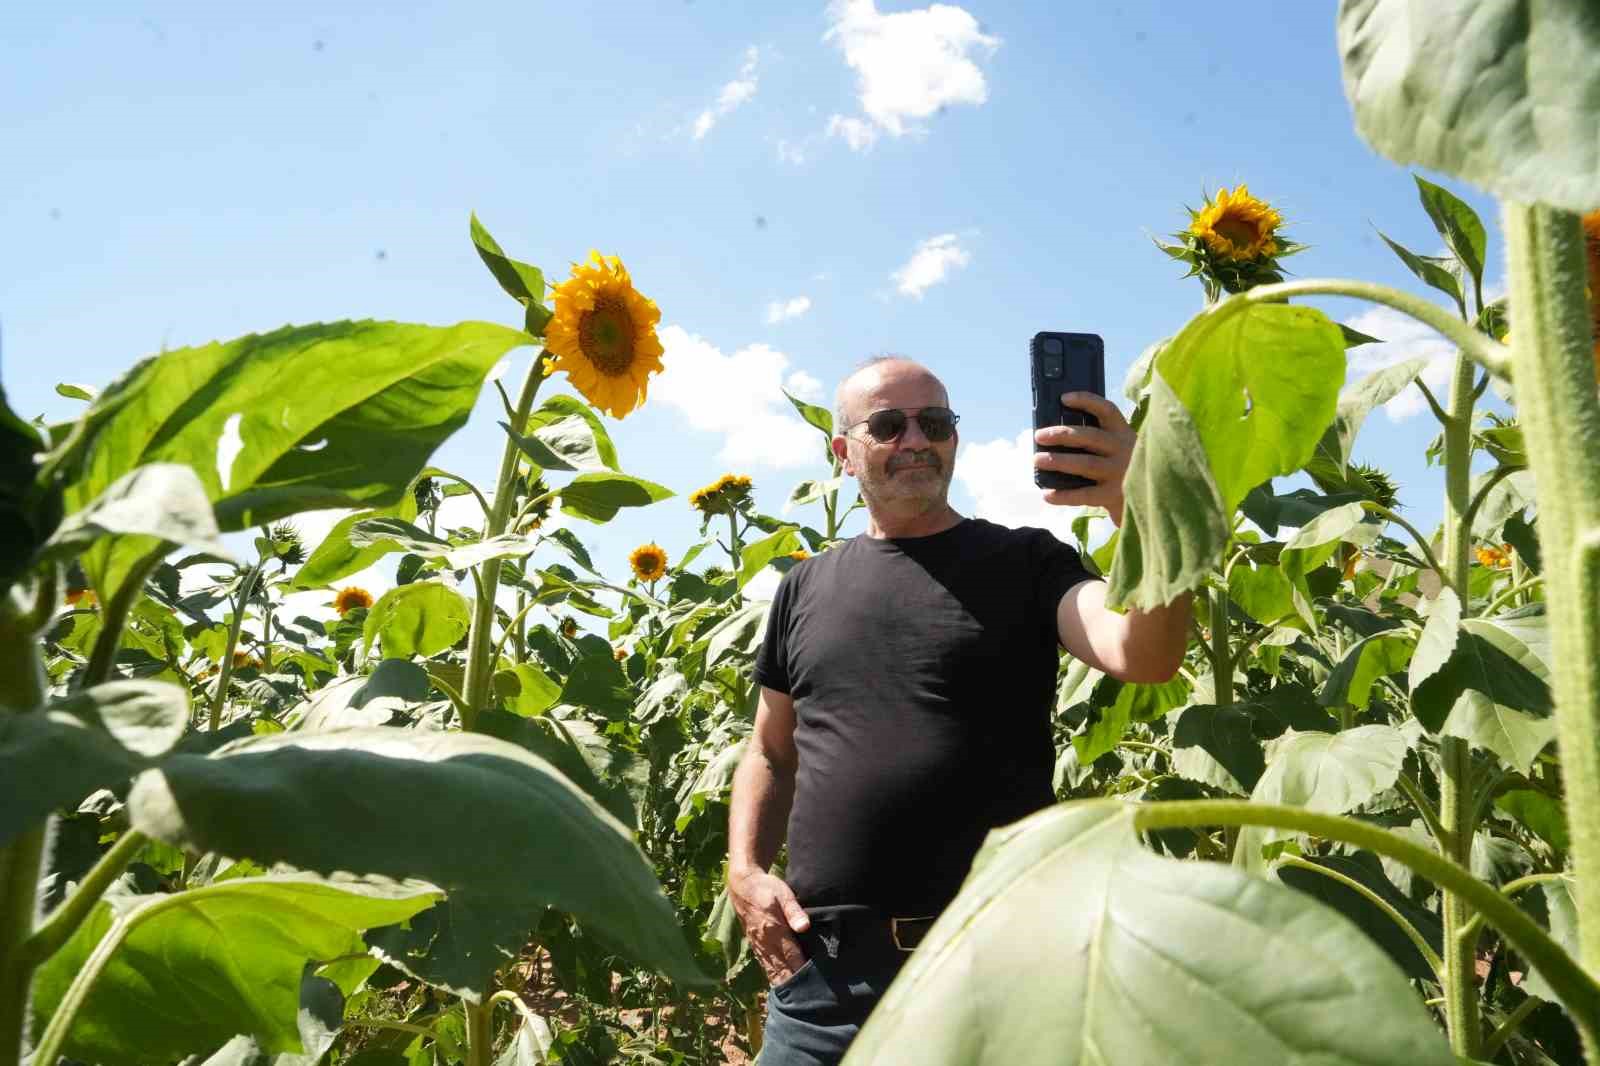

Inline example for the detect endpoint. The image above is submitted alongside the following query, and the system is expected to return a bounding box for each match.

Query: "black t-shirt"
[752,517,1098,915]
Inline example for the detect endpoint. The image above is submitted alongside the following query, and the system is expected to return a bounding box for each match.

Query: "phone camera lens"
[1041,337,1064,356]
[1042,354,1065,379]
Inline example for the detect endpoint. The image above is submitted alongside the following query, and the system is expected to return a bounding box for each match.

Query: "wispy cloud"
[891,233,970,298]
[693,46,760,141]
[765,296,813,324]
[651,325,827,468]
[824,0,1000,151]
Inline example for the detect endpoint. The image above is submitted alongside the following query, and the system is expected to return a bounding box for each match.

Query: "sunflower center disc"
[1214,215,1260,252]
[578,298,636,376]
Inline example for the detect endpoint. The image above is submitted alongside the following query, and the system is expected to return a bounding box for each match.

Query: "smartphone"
[1031,331,1106,491]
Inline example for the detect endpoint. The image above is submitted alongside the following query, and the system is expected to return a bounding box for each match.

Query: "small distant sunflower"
[64,587,97,608]
[689,474,755,517]
[1159,184,1304,301]
[544,251,665,418]
[1475,544,1513,569]
[613,645,629,661]
[334,586,374,616]
[231,650,263,671]
[629,542,669,582]
[267,523,306,567]
[787,549,810,561]
[560,617,579,640]
[517,475,554,534]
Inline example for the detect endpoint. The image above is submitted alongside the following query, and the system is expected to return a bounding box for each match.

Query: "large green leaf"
[30,875,438,1066]
[41,463,231,564]
[1157,301,1346,513]
[292,491,419,590]
[480,709,636,828]
[362,581,472,659]
[1275,852,1443,982]
[124,728,710,996]
[557,646,635,718]
[57,320,530,606]
[199,969,349,1066]
[0,681,189,846]
[1237,726,1410,871]
[503,394,620,474]
[1105,373,1230,610]
[843,801,1455,1066]
[557,473,673,524]
[1319,631,1415,712]
[1170,704,1264,794]
[1408,588,1462,692]
[1339,0,1600,214]
[1412,617,1554,771]
[737,526,804,588]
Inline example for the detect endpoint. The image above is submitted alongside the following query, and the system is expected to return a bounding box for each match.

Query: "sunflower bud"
[1157,185,1305,303]
[689,474,755,518]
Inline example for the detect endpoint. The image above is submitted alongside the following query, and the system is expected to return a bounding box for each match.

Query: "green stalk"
[464,999,494,1066]
[1438,342,1481,1057]
[1481,994,1543,1060]
[1209,582,1231,707]
[1503,204,1600,992]
[19,830,147,967]
[726,511,743,606]
[1276,855,1442,976]
[0,587,52,1066]
[81,548,168,689]
[460,354,547,733]
[208,555,267,732]
[1129,800,1600,1045]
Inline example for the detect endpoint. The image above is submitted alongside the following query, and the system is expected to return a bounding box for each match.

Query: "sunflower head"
[1349,463,1401,512]
[613,645,629,662]
[516,475,554,534]
[334,586,374,616]
[1159,185,1303,301]
[544,251,665,419]
[560,617,579,640]
[689,474,755,518]
[1475,544,1513,569]
[788,549,810,561]
[629,542,669,582]
[266,523,306,567]
[231,650,263,671]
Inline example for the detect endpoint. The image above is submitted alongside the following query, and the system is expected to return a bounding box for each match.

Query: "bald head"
[833,356,950,433]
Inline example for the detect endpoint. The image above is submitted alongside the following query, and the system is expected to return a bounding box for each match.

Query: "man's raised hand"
[728,867,811,987]
[1033,391,1136,524]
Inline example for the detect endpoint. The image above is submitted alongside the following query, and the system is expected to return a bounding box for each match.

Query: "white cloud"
[786,369,824,401]
[765,296,813,324]
[891,233,970,298]
[1342,306,1457,422]
[744,567,783,602]
[651,325,827,468]
[824,0,1000,149]
[955,430,1115,549]
[692,46,760,141]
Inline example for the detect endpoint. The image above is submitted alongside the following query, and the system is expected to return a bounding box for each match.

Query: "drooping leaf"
[199,969,348,1066]
[1412,618,1554,771]
[55,320,531,608]
[557,473,673,524]
[286,659,431,732]
[704,600,772,666]
[1106,373,1231,610]
[494,663,562,718]
[1339,0,1600,214]
[1157,301,1346,513]
[40,463,232,564]
[1376,230,1465,313]
[362,581,472,659]
[1237,726,1410,872]
[737,526,805,588]
[1413,175,1488,296]
[559,646,635,717]
[291,491,419,590]
[843,801,1455,1066]
[1170,704,1264,794]
[1228,562,1296,626]
[0,709,144,847]
[784,389,833,437]
[125,728,712,998]
[29,876,440,1066]
[0,384,64,593]
[503,394,620,474]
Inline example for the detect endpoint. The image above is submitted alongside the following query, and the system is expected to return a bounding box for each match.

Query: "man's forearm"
[1119,590,1193,682]
[728,745,796,879]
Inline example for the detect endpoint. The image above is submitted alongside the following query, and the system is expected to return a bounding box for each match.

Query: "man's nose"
[896,414,930,448]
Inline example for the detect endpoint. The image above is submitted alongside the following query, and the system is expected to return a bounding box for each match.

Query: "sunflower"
[613,646,629,662]
[231,650,263,670]
[333,586,374,616]
[1475,544,1513,569]
[629,542,669,582]
[560,617,579,640]
[64,587,97,608]
[788,549,810,561]
[1189,186,1282,262]
[689,474,755,517]
[544,251,665,418]
[1349,463,1400,511]
[516,475,554,534]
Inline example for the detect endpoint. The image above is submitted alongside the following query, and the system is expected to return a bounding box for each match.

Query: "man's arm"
[727,685,811,982]
[1056,579,1191,684]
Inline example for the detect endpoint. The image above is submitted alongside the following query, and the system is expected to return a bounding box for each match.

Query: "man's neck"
[863,502,964,540]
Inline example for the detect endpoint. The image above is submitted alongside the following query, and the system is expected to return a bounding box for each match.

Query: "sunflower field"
[5,2,1600,1065]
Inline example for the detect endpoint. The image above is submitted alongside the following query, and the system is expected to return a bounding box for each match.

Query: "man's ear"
[830,434,853,474]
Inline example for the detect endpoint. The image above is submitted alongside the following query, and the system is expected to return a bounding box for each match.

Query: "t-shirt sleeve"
[752,569,795,694]
[1031,528,1099,635]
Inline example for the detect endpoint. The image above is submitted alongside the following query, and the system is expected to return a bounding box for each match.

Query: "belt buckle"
[890,916,933,952]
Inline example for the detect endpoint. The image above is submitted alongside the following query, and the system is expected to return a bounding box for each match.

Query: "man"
[727,356,1190,1065]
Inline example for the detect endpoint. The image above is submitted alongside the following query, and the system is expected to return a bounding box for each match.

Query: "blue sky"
[2,1,1508,607]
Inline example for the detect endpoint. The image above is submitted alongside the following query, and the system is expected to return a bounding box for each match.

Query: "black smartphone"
[1031,331,1106,491]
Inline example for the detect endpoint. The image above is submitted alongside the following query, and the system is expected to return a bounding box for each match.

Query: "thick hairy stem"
[1438,343,1481,1057]
[1131,801,1600,1045]
[1504,204,1600,1008]
[0,596,51,1066]
[461,355,547,733]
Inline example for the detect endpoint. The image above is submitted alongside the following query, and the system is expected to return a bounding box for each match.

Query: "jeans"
[757,911,910,1066]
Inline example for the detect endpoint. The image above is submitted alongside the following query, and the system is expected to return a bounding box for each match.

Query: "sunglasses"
[843,406,960,443]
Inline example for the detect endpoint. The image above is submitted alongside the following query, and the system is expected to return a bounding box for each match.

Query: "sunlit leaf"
[362,581,472,659]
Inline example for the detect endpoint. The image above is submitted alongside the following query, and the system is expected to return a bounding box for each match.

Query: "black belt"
[802,904,938,957]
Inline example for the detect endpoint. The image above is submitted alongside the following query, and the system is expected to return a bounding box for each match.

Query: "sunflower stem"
[462,353,548,733]
[209,552,268,733]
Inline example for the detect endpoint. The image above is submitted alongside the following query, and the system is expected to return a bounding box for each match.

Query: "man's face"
[832,364,957,518]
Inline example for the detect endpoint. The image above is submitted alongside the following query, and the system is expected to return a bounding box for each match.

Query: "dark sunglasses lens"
[917,409,956,441]
[865,409,908,441]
